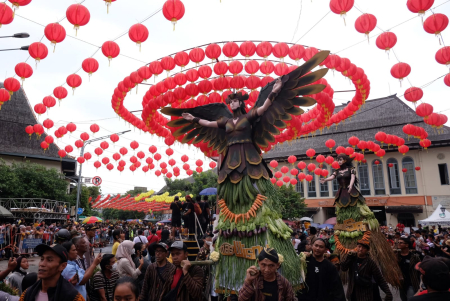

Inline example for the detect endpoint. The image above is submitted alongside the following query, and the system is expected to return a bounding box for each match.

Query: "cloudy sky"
[0,0,449,195]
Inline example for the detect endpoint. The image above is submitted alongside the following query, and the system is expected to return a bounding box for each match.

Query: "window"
[320,165,330,197]
[402,157,417,194]
[307,171,317,198]
[358,162,371,195]
[438,164,450,185]
[387,158,401,195]
[372,160,386,195]
[332,169,339,194]
[295,169,304,197]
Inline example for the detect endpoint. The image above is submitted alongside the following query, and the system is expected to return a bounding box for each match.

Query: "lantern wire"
[110,7,163,42]
[290,0,303,42]
[293,11,331,44]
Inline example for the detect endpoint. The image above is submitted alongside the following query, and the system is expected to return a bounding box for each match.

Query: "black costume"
[332,167,364,208]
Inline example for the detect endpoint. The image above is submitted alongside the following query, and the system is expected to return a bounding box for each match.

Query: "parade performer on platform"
[162,52,330,293]
[320,153,402,287]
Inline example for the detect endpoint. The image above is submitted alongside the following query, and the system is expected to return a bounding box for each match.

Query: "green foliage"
[190,170,218,196]
[276,184,306,220]
[161,177,192,195]
[101,208,145,220]
[68,185,101,217]
[0,159,70,201]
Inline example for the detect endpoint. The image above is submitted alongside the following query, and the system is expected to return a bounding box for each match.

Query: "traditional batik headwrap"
[258,247,279,263]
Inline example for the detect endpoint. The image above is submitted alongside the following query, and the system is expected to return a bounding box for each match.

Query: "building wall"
[274,146,450,226]
[0,154,62,171]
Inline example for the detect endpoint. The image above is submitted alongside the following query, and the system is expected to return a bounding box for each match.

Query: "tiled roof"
[264,94,450,160]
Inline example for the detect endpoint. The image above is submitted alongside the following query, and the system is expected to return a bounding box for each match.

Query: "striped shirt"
[90,271,119,301]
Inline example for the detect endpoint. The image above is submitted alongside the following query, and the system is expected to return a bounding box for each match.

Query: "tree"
[277,184,306,220]
[68,185,101,217]
[190,170,218,196]
[0,160,70,201]
[101,208,145,221]
[161,177,192,195]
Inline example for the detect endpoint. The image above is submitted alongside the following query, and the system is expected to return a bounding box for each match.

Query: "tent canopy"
[419,204,450,226]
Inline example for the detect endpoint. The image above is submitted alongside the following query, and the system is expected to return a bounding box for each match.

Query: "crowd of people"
[1,211,450,301]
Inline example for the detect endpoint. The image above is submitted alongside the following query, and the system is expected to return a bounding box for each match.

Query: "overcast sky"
[0,0,449,195]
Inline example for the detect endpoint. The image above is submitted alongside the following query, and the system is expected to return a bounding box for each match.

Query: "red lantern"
[390,62,411,86]
[402,168,407,173]
[58,149,67,159]
[388,163,393,168]
[189,48,205,65]
[329,0,354,24]
[306,148,316,159]
[416,103,433,118]
[305,175,313,182]
[375,131,387,145]
[209,161,217,169]
[375,32,397,54]
[181,155,189,163]
[129,23,149,51]
[43,96,56,110]
[82,58,99,78]
[44,135,54,145]
[256,42,273,59]
[174,52,189,69]
[196,159,203,167]
[34,103,46,116]
[90,123,100,134]
[94,161,101,169]
[357,141,367,153]
[28,42,48,65]
[24,125,33,138]
[298,172,306,181]
[335,146,345,154]
[66,4,90,35]
[214,62,228,77]
[273,42,289,61]
[445,74,450,87]
[58,126,67,137]
[3,77,20,96]
[355,14,377,41]
[415,166,421,171]
[270,160,278,169]
[435,46,450,66]
[138,66,152,82]
[77,157,86,164]
[223,42,239,59]
[316,155,325,165]
[348,136,360,148]
[297,161,306,170]
[324,156,333,165]
[331,161,340,169]
[407,0,434,17]
[44,22,66,52]
[166,148,174,156]
[345,147,354,156]
[66,74,82,95]
[274,171,282,179]
[94,148,103,157]
[102,41,120,65]
[205,43,221,61]
[196,166,203,173]
[281,166,289,174]
[110,133,119,144]
[53,86,68,103]
[399,145,409,155]
[404,87,423,102]
[162,0,185,30]
[424,13,448,44]
[66,122,76,133]
[15,62,33,85]
[80,132,89,141]
[321,169,329,178]
[282,176,290,183]
[0,3,14,28]
[43,119,54,131]
[290,178,298,186]
[40,141,49,151]
[420,139,431,149]
[75,140,84,149]
[290,168,299,176]
[106,163,113,171]
[288,155,297,165]
[324,139,336,152]
[289,44,305,64]
[113,153,121,161]
[240,41,256,58]
[307,163,316,172]
[129,141,139,151]
[375,149,386,159]
[154,153,162,161]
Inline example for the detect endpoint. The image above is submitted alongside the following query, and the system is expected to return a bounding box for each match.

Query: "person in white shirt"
[133,230,148,245]
[292,233,301,252]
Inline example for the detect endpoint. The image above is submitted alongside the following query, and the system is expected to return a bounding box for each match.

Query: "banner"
[23,238,43,249]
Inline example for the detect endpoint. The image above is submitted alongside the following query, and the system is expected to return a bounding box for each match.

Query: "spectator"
[239,247,296,301]
[183,196,196,235]
[113,277,139,301]
[21,272,37,294]
[409,256,450,300]
[156,227,162,240]
[112,229,124,256]
[297,237,312,254]
[8,256,29,294]
[61,241,102,300]
[396,237,421,301]
[139,243,172,301]
[0,257,17,282]
[159,241,204,301]
[292,233,301,252]
[20,244,84,301]
[341,240,392,301]
[196,233,213,261]
[83,225,97,268]
[199,196,211,234]
[73,237,89,271]
[133,230,149,246]
[90,254,119,301]
[131,242,150,294]
[414,230,428,258]
[442,240,450,258]
[160,228,171,245]
[300,238,345,301]
[143,227,149,238]
[116,241,145,279]
[146,229,160,262]
[170,196,183,235]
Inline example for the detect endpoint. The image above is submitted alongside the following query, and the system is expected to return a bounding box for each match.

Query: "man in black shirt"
[170,196,182,235]
[397,237,421,301]
[409,256,450,301]
[300,238,345,301]
[199,196,212,234]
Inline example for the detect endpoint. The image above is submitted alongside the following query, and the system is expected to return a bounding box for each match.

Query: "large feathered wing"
[251,51,330,149]
[161,103,233,154]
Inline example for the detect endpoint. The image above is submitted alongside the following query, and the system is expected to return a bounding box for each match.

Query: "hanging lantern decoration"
[44,22,66,52]
[181,154,189,163]
[297,161,306,170]
[162,0,185,31]
[40,141,49,152]
[66,4,90,35]
[270,160,278,169]
[80,132,90,141]
[110,133,119,144]
[423,13,448,44]
[82,58,99,79]
[205,43,221,62]
[57,149,67,159]
[390,62,411,86]
[130,141,139,151]
[209,161,217,169]
[348,136,360,149]
[274,171,282,179]
[402,168,407,173]
[43,119,54,131]
[374,160,380,165]
[398,145,409,155]
[404,87,423,103]
[66,74,82,95]
[407,0,434,20]
[416,103,433,119]
[66,122,76,133]
[165,148,174,156]
[435,46,450,69]
[0,3,14,28]
[196,166,203,173]
[113,153,121,161]
[102,41,120,66]
[0,89,11,110]
[355,13,377,42]
[34,103,46,116]
[375,149,386,159]
[288,155,297,165]
[77,157,86,164]
[306,148,316,159]
[325,139,336,152]
[65,145,73,153]
[25,125,34,138]
[388,163,393,168]
[94,161,101,169]
[28,42,48,67]
[329,0,354,25]
[50,87,67,106]
[75,140,84,149]
[129,23,149,51]
[415,166,421,171]
[223,42,239,60]
[307,163,316,172]
[273,42,289,62]
[281,166,289,174]
[375,32,397,56]
[42,96,56,110]
[90,123,100,134]
[335,146,346,154]
[256,41,273,61]
[345,147,354,156]
[420,139,431,149]
[4,77,20,97]
[15,62,33,85]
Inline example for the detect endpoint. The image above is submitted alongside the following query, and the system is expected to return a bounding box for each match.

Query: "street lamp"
[0,33,30,38]
[75,130,130,221]
[0,45,29,52]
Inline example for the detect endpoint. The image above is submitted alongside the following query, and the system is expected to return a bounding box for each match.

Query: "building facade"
[265,95,450,227]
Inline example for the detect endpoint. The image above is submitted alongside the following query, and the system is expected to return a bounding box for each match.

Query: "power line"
[294,11,331,44]
[290,0,303,42]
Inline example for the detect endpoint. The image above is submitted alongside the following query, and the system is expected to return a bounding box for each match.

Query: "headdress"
[225,92,249,104]
[258,247,279,263]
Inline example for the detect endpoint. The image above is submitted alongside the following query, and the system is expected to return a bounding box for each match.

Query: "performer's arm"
[182,113,218,128]
[256,79,283,116]
[320,174,336,184]
[348,173,355,192]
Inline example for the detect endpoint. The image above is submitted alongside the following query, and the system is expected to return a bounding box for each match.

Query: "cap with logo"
[168,241,187,252]
[152,242,169,252]
[36,244,69,263]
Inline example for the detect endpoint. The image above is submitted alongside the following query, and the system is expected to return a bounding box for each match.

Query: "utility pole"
[75,130,130,221]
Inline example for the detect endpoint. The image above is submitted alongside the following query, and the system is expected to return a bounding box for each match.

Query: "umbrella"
[0,206,13,217]
[324,217,337,225]
[126,219,142,224]
[199,187,217,195]
[82,216,102,224]
[317,224,334,229]
[158,219,172,224]
[300,217,313,222]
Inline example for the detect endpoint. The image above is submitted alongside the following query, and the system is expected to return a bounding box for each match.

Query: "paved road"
[0,242,113,274]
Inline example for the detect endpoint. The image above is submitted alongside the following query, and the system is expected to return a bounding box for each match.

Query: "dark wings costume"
[161,52,330,292]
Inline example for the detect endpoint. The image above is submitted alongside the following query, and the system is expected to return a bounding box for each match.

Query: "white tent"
[419,204,450,226]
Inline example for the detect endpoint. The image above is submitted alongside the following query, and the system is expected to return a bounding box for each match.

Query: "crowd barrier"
[0,227,55,258]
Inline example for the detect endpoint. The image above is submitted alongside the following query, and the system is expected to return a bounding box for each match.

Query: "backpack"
[194,203,202,215]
